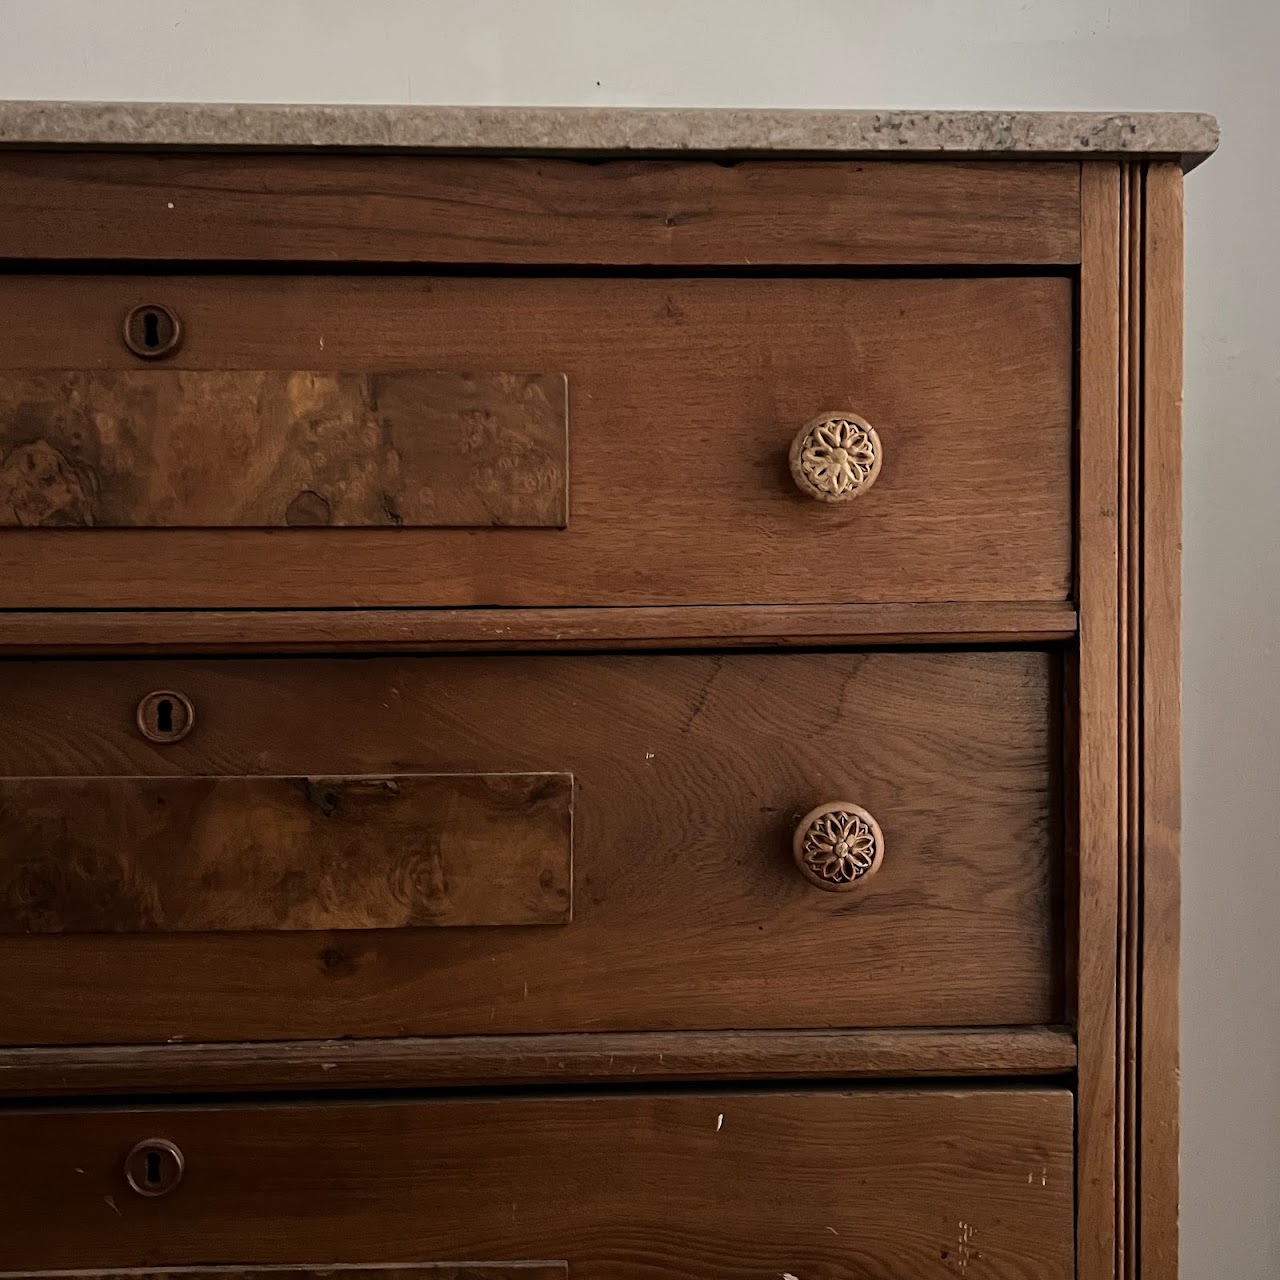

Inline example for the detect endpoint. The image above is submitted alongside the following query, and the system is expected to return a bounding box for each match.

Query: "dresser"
[0,103,1217,1280]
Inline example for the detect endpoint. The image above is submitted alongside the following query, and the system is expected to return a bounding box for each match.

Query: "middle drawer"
[0,649,1061,1045]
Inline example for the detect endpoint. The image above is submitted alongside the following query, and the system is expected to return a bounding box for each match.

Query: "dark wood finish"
[8,1267,566,1280]
[0,370,568,529]
[0,602,1078,655]
[0,274,1074,608]
[0,1088,1075,1278]
[0,772,573,934]
[0,154,1082,265]
[0,650,1060,1044]
[0,1027,1076,1098]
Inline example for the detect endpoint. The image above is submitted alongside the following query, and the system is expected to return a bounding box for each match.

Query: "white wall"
[2,2,1275,1276]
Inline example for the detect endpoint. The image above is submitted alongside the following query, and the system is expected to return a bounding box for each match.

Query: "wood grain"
[0,274,1073,608]
[1076,161,1122,1280]
[0,1088,1075,1278]
[0,153,1082,265]
[7,1268,565,1280]
[0,650,1061,1044]
[0,370,568,528]
[0,602,1078,655]
[1139,161,1184,1280]
[1122,163,1143,1280]
[1074,158,1190,1280]
[0,1027,1077,1098]
[0,773,573,934]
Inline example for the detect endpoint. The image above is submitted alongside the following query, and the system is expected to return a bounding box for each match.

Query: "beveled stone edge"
[0,102,1220,169]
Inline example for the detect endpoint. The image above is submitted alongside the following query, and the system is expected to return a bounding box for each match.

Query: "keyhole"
[136,690,195,744]
[124,1138,185,1197]
[122,303,182,359]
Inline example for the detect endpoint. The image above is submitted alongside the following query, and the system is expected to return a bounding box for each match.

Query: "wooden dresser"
[0,104,1217,1280]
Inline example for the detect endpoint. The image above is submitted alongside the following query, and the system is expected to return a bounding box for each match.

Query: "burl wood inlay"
[0,370,568,528]
[7,1270,568,1280]
[0,772,573,933]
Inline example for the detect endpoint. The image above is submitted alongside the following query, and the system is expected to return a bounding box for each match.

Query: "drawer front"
[0,649,1060,1044]
[0,1088,1075,1278]
[0,274,1072,608]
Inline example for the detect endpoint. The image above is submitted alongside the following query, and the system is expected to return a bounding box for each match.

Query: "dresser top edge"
[0,102,1220,170]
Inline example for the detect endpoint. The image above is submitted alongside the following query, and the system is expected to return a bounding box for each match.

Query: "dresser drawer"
[0,274,1071,608]
[0,1087,1075,1278]
[0,649,1061,1045]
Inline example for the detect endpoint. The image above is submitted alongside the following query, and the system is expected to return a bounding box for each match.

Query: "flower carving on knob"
[792,802,885,892]
[789,411,883,503]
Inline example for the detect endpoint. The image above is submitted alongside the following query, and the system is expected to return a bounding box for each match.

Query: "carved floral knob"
[789,410,883,502]
[792,802,885,892]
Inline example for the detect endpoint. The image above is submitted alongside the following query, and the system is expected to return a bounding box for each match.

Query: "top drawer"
[0,274,1072,609]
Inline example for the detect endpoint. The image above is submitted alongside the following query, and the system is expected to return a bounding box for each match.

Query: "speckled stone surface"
[0,102,1219,168]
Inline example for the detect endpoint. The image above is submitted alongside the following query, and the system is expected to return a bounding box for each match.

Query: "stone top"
[0,102,1219,169]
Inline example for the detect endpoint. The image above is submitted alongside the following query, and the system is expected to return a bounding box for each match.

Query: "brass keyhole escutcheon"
[122,303,183,359]
[136,690,196,744]
[124,1138,185,1197]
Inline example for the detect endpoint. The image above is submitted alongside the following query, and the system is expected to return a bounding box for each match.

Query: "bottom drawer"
[2,1088,1073,1278]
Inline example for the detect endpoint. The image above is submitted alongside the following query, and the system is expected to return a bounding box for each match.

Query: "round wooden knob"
[792,801,884,892]
[789,410,882,502]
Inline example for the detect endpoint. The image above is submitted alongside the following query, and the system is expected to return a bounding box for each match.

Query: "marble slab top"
[0,102,1219,169]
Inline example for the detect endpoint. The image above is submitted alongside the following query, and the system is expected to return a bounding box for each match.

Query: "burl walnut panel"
[0,1088,1074,1279]
[0,274,1072,607]
[0,650,1060,1044]
[0,773,573,933]
[0,370,568,528]
[7,1271,565,1280]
